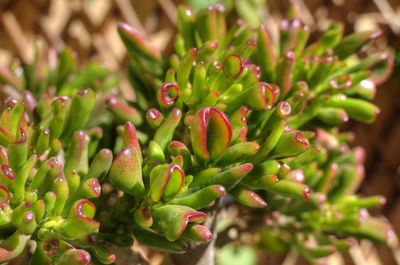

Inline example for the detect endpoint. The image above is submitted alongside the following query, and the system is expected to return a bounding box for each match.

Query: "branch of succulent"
[0,2,394,265]
[110,3,393,263]
[0,48,119,264]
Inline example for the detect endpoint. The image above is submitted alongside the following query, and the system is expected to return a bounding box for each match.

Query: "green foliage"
[0,3,394,264]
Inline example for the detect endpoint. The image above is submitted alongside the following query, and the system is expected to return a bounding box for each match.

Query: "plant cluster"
[0,3,394,264]
[0,48,118,264]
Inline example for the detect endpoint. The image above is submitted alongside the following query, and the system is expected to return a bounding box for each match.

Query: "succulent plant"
[103,3,393,262]
[0,2,394,265]
[0,48,118,264]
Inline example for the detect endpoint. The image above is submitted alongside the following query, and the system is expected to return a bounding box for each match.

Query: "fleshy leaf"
[191,107,232,164]
[152,205,207,241]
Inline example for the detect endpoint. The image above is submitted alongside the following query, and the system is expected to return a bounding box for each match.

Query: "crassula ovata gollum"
[0,2,394,264]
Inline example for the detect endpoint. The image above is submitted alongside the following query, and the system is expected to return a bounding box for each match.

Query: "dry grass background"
[0,0,399,264]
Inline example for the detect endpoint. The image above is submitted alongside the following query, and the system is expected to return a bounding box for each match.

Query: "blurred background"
[0,0,399,264]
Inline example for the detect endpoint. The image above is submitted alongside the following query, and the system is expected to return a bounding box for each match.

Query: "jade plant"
[107,3,394,261]
[0,48,118,264]
[0,3,395,265]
